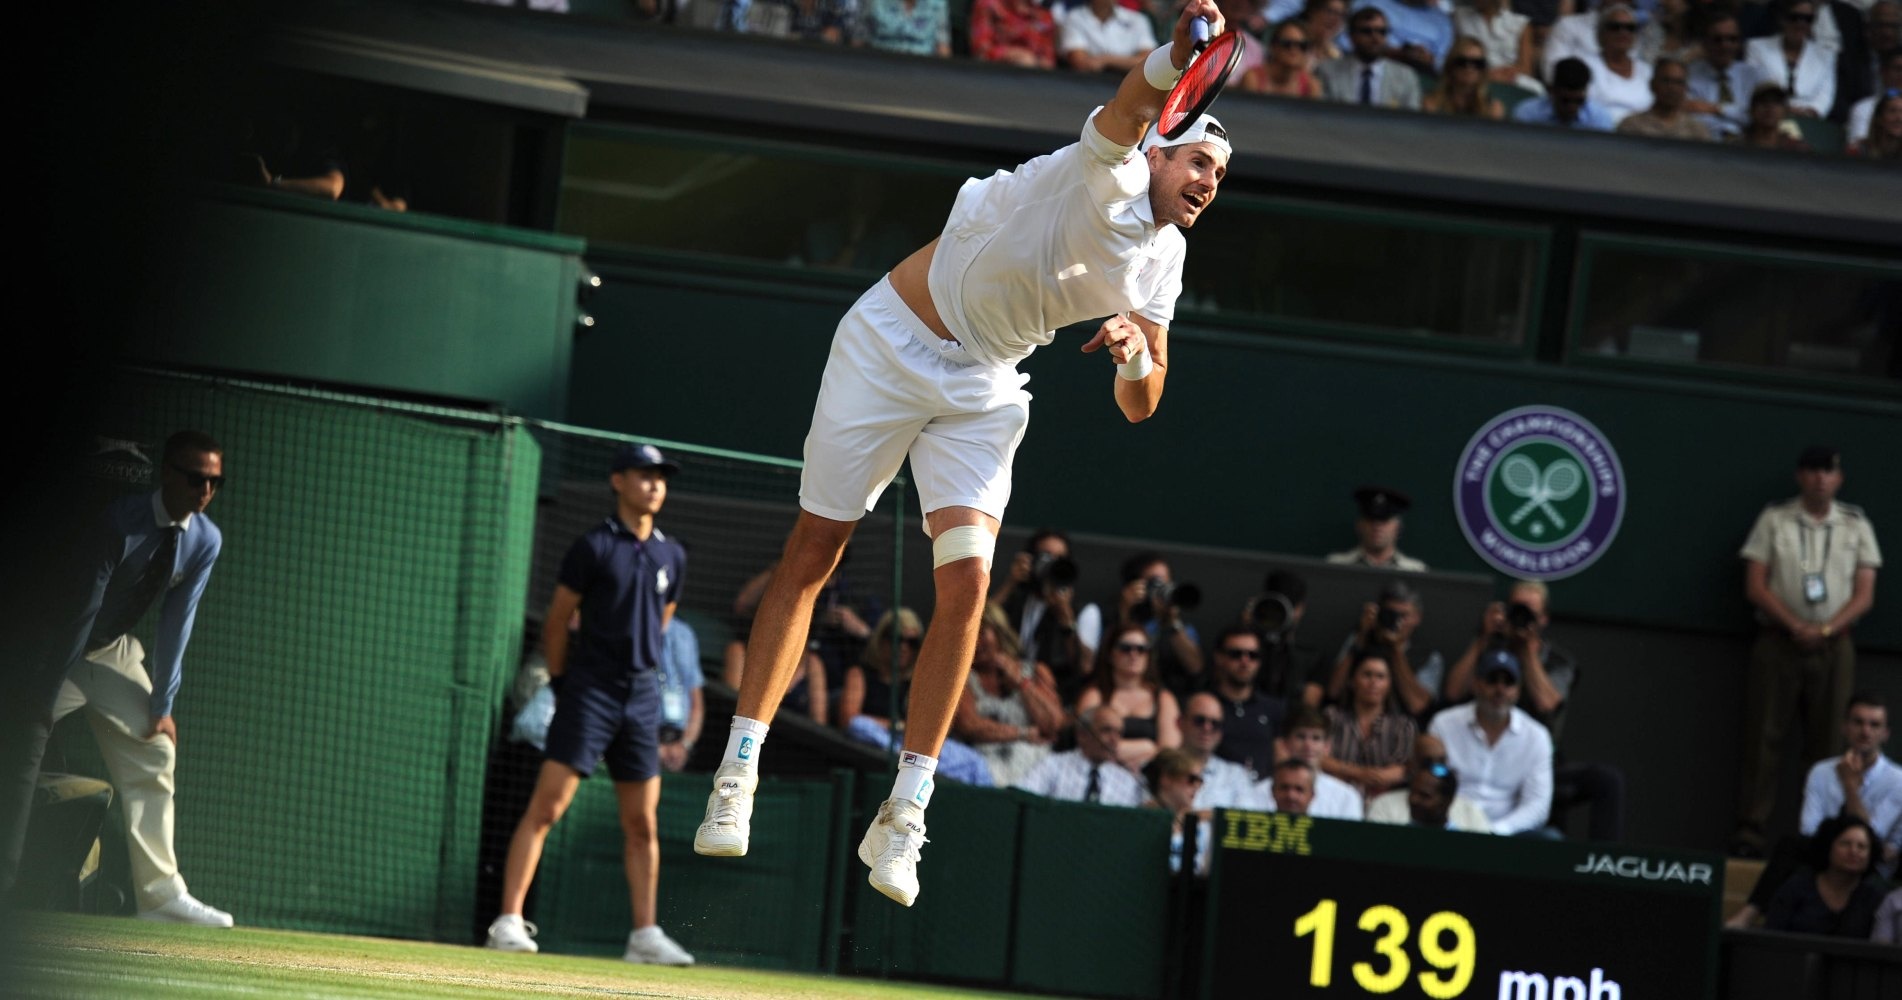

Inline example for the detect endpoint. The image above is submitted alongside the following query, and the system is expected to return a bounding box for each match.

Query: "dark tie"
[1786,60,1797,94]
[1085,764,1101,803]
[94,526,181,645]
[1359,66,1374,105]
[1718,69,1733,105]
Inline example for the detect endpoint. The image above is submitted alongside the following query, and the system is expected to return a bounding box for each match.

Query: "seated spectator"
[1852,89,1902,158]
[1206,624,1287,779]
[841,609,996,785]
[1729,82,1813,148]
[1581,4,1656,124]
[1114,552,1204,699]
[1221,0,1272,85]
[1015,705,1147,805]
[991,529,1101,705]
[1728,694,1901,928]
[1513,56,1619,129]
[1145,748,1213,874]
[1845,50,1902,147]
[1302,0,1349,63]
[1319,580,1440,720]
[1059,0,1159,75]
[1874,886,1902,944]
[1244,569,1327,709]
[1324,649,1418,799]
[856,0,952,57]
[1747,0,1837,117]
[1455,0,1544,94]
[1424,36,1509,117]
[1444,580,1575,738]
[1404,763,1461,829]
[1366,733,1493,831]
[1269,708,1366,819]
[1318,7,1425,108]
[954,605,1063,786]
[1685,12,1758,138]
[1428,649,1555,836]
[726,556,871,715]
[1638,0,1698,65]
[1268,758,1320,815]
[786,0,858,43]
[1179,692,1270,809]
[1352,0,1455,73]
[1765,815,1889,938]
[1540,0,1597,81]
[1617,56,1716,137]
[1078,623,1182,770]
[970,0,1059,69]
[1326,485,1427,572]
[1248,19,1326,97]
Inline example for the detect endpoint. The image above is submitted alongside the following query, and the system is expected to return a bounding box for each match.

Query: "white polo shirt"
[927,109,1186,369]
[1428,702,1554,835]
[1261,770,1365,820]
[1058,5,1159,59]
[1195,754,1268,811]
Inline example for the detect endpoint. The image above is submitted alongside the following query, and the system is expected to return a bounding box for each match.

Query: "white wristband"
[1143,44,1182,92]
[1118,351,1154,380]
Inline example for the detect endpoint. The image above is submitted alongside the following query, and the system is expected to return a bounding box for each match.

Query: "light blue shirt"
[1512,96,1617,131]
[1801,753,1902,860]
[74,491,222,719]
[1350,0,1454,70]
[659,617,705,731]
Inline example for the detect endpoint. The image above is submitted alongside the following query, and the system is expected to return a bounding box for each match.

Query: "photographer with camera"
[991,528,1103,705]
[1115,552,1204,700]
[1316,580,1441,720]
[1443,580,1572,736]
[1241,568,1328,707]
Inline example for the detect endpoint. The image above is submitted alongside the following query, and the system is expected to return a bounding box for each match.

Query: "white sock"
[723,716,769,770]
[891,750,939,810]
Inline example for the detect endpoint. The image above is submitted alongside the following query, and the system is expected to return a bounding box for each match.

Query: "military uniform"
[1327,485,1428,572]
[1733,496,1884,849]
[1326,548,1429,572]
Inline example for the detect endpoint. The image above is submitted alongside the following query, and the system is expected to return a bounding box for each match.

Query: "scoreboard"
[1203,812,1722,999]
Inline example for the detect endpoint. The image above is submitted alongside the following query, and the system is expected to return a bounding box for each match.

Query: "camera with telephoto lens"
[1251,591,1297,643]
[1375,604,1404,634]
[1132,577,1201,622]
[1031,551,1079,592]
[1505,601,1538,631]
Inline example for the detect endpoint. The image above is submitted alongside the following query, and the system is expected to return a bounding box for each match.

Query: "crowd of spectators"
[478,0,1902,158]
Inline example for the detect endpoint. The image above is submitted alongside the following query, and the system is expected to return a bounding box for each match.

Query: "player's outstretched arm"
[1093,0,1225,148]
[1082,312,1168,423]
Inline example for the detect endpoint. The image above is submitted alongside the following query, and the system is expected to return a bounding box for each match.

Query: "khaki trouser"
[53,635,187,911]
[1734,630,1855,846]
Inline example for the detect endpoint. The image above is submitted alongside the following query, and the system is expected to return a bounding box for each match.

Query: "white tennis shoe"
[484,914,539,953]
[858,798,928,907]
[137,892,233,928]
[624,925,694,966]
[693,764,758,857]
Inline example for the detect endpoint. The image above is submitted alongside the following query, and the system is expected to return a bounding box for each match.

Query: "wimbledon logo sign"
[1453,406,1626,581]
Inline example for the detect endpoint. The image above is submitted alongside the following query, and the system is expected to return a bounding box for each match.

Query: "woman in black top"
[1765,815,1889,938]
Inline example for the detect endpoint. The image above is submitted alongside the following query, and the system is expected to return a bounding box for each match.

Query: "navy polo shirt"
[557,517,687,678]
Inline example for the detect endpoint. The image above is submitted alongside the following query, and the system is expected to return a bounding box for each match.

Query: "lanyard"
[1799,519,1833,574]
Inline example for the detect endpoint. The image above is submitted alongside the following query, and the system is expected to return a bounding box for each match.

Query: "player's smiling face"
[1146,141,1227,229]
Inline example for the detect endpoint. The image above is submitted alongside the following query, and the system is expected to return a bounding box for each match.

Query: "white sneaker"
[693,764,757,857]
[858,798,928,907]
[485,914,539,953]
[624,925,694,966]
[137,892,234,928]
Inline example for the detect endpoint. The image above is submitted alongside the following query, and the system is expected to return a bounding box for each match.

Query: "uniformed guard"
[1327,485,1428,572]
[1731,445,1884,857]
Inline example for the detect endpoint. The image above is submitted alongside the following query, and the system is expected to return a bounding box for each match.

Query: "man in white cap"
[694,0,1233,908]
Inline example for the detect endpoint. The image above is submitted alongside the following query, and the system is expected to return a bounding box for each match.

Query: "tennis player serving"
[696,0,1233,907]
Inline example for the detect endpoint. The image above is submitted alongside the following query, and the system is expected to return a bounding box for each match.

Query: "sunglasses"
[1603,21,1637,32]
[1116,642,1151,654]
[899,636,923,650]
[1785,13,1814,23]
[1353,26,1389,36]
[1482,672,1519,687]
[1187,715,1223,730]
[1708,33,1741,42]
[1184,773,1206,786]
[1450,57,1486,70]
[1275,37,1311,50]
[1220,647,1261,660]
[169,463,226,490]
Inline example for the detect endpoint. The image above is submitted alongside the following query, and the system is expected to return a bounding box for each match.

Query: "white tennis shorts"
[800,276,1031,525]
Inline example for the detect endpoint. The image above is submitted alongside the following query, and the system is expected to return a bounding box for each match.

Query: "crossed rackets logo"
[1454,405,1625,581]
[1499,454,1585,530]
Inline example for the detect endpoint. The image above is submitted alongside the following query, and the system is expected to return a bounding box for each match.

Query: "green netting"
[43,369,537,941]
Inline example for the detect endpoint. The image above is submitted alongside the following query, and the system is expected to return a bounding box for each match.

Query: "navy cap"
[610,442,680,477]
[1478,647,1522,682]
[1354,485,1412,521]
[1796,445,1840,471]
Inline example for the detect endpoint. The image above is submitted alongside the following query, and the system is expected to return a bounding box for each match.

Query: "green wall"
[141,188,584,419]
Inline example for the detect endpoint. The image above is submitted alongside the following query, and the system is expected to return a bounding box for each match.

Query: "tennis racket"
[1157,17,1247,140]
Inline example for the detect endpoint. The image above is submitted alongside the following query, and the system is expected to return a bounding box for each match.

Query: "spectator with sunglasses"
[1454,0,1544,94]
[1077,622,1182,770]
[1846,50,1902,147]
[1349,0,1455,72]
[1144,748,1214,874]
[1428,648,1556,836]
[1685,12,1760,136]
[1747,0,1838,116]
[1318,7,1425,107]
[1178,691,1268,809]
[953,605,1063,785]
[1580,4,1656,124]
[1616,55,1716,137]
[1425,36,1509,116]
[1246,18,1325,95]
[1204,624,1287,779]
[1366,733,1493,831]
[845,608,998,783]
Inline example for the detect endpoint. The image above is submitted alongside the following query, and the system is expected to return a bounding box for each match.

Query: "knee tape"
[932,525,996,570]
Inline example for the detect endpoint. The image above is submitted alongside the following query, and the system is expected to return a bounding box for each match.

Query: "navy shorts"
[543,666,662,781]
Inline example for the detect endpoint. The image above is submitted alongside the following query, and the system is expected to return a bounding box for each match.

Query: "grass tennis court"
[14,915,1044,999]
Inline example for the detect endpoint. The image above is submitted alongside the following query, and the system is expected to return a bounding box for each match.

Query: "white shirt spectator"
[1195,755,1269,811]
[1454,6,1528,76]
[1014,749,1146,806]
[1686,57,1759,135]
[1365,788,1495,832]
[1801,753,1902,853]
[1542,11,1599,80]
[1261,772,1365,820]
[1847,94,1878,145]
[1580,52,1655,123]
[1429,702,1554,835]
[1058,4,1158,60]
[1745,36,1837,116]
